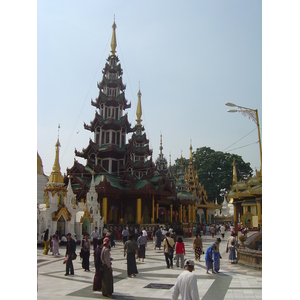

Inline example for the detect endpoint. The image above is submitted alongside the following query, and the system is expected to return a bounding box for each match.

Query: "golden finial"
[110,16,117,55]
[49,125,64,184]
[136,84,142,125]
[232,158,237,184]
[189,140,193,161]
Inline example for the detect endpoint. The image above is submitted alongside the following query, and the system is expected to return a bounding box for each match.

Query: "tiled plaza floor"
[37,231,262,299]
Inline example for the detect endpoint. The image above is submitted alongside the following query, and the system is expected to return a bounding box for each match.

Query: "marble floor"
[37,231,262,299]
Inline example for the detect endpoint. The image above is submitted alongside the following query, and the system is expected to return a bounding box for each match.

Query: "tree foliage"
[173,147,253,204]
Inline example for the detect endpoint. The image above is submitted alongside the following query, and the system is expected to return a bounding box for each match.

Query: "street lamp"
[225,102,262,173]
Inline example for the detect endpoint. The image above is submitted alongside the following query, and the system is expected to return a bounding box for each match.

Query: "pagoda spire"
[232,158,237,184]
[160,133,163,155]
[189,140,193,162]
[49,124,64,184]
[136,85,142,125]
[110,16,117,55]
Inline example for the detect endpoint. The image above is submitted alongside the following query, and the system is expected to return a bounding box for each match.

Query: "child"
[205,244,216,274]
[229,240,237,264]
[175,237,185,268]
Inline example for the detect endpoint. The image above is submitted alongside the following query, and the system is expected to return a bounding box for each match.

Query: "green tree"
[173,147,252,204]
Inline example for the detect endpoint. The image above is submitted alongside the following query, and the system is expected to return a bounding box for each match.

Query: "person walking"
[124,233,138,278]
[163,232,175,269]
[52,231,60,256]
[170,229,177,244]
[101,237,114,298]
[91,227,100,250]
[192,234,203,262]
[175,237,185,268]
[213,238,222,273]
[42,229,50,255]
[226,232,236,256]
[65,233,76,276]
[93,238,104,292]
[122,227,129,244]
[210,225,215,238]
[155,227,163,250]
[229,240,237,264]
[81,233,90,271]
[220,223,226,239]
[137,231,147,262]
[172,259,200,300]
[202,224,206,235]
[205,244,216,274]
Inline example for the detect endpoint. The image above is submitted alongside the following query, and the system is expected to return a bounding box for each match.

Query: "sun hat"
[184,259,195,267]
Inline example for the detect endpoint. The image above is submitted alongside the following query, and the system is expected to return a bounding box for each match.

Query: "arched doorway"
[82,217,91,235]
[125,206,134,223]
[57,215,65,238]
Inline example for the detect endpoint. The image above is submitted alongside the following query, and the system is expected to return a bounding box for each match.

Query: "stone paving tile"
[37,231,262,299]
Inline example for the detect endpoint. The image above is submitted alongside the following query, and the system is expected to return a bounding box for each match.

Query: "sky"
[37,0,263,177]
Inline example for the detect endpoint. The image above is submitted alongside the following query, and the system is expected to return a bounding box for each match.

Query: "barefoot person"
[205,244,216,274]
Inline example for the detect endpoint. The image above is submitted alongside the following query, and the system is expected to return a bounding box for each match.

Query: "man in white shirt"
[172,259,200,300]
[91,227,100,250]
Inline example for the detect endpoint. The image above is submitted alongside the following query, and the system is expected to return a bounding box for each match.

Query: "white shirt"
[172,270,200,300]
[220,225,225,234]
[91,231,100,239]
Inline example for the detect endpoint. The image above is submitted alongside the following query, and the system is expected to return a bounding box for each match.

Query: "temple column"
[137,198,142,224]
[108,206,113,222]
[206,209,208,224]
[156,203,159,220]
[113,206,118,223]
[233,202,238,234]
[170,204,173,223]
[120,201,124,224]
[102,197,107,224]
[256,198,262,229]
[151,195,155,224]
[192,205,195,223]
[188,205,191,223]
[183,206,186,222]
[180,205,182,223]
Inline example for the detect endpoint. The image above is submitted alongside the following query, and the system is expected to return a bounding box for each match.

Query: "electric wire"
[222,127,257,152]
[60,36,110,163]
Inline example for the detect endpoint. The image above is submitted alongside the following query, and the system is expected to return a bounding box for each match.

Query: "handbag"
[71,253,77,260]
[166,238,174,257]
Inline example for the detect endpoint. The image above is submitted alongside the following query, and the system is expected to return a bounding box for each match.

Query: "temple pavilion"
[227,159,262,233]
[65,20,177,232]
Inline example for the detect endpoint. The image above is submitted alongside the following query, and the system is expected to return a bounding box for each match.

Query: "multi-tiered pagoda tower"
[66,20,176,228]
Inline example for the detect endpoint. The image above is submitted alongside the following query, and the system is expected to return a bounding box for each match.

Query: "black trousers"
[164,253,173,268]
[66,254,74,275]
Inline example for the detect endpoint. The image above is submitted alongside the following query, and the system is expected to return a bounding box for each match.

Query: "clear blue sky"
[37,0,262,176]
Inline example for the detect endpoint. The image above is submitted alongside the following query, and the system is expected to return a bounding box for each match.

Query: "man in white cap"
[172,259,199,300]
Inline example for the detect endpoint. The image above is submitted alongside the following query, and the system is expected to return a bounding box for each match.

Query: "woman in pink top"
[175,237,185,268]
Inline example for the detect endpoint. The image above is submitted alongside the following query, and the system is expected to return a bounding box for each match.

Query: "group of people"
[41,224,239,300]
[42,229,60,256]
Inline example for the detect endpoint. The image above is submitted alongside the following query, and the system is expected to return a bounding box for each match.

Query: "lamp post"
[225,102,262,173]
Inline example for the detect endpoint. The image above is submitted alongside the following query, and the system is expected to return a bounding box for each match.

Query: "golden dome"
[37,152,44,175]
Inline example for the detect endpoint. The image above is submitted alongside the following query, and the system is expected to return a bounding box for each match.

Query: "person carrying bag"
[163,232,175,269]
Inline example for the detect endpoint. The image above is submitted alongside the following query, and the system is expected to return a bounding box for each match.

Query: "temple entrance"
[201,214,205,224]
[125,206,134,223]
[82,217,91,235]
[143,205,151,224]
[57,216,65,238]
